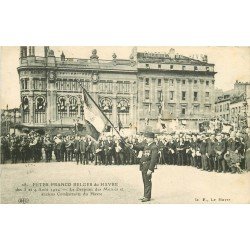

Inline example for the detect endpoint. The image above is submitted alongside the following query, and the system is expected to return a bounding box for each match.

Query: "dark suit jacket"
[80,141,88,153]
[134,141,158,172]
[74,140,80,152]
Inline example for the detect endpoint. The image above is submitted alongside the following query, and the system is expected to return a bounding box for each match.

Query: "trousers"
[141,171,152,199]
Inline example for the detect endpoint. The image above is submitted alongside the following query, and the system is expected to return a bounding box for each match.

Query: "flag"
[82,89,108,140]
[117,113,123,131]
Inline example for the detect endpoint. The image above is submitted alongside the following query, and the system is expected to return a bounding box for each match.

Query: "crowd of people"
[0,130,249,174]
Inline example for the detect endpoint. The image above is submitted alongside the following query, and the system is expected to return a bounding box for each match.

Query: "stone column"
[51,90,57,122]
[46,90,51,123]
[77,95,81,118]
[66,96,70,117]
[28,96,34,124]
[112,98,117,127]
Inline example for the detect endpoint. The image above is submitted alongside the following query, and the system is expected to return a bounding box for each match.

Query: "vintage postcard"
[0,46,249,204]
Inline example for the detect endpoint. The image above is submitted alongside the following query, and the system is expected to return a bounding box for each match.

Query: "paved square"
[1,163,249,204]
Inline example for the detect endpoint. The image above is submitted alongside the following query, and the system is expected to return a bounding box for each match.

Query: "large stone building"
[18,46,216,133]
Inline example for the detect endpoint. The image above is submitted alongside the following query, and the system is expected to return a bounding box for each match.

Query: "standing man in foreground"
[133,132,158,202]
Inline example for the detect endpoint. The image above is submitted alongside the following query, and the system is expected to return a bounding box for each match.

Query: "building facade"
[18,47,216,133]
[215,94,231,122]
[230,93,248,130]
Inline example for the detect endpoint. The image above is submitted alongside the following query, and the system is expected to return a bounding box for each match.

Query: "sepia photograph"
[0,46,250,204]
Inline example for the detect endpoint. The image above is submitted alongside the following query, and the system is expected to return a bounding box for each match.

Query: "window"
[145,78,149,85]
[194,66,198,71]
[158,64,161,69]
[205,106,211,112]
[206,81,209,86]
[170,65,173,70]
[169,105,174,114]
[194,92,198,101]
[145,90,150,100]
[182,80,186,85]
[206,66,210,71]
[22,79,29,90]
[227,103,229,110]
[220,105,222,112]
[146,64,150,69]
[182,66,186,70]
[193,105,200,114]
[170,79,174,86]
[205,92,209,98]
[194,80,197,84]
[182,91,186,101]
[158,79,162,86]
[181,107,186,115]
[123,82,130,93]
[157,91,162,102]
[170,91,174,100]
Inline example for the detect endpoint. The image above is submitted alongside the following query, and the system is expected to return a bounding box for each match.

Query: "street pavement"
[1,162,249,204]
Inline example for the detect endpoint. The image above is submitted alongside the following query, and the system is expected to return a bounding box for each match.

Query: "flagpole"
[79,84,124,139]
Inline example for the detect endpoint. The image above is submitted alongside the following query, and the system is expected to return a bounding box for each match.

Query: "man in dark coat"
[132,132,158,202]
[214,134,226,173]
[74,135,81,165]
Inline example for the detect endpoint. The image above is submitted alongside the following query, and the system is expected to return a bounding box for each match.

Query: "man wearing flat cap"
[132,131,159,202]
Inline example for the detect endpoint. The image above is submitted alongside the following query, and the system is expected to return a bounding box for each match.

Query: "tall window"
[170,79,174,86]
[145,90,150,100]
[157,91,162,102]
[206,80,209,86]
[170,91,174,100]
[193,105,200,114]
[170,65,173,70]
[205,92,209,98]
[182,65,186,70]
[158,79,162,86]
[182,79,186,85]
[158,64,161,69]
[182,91,186,101]
[145,78,149,85]
[194,92,198,101]
[181,107,186,115]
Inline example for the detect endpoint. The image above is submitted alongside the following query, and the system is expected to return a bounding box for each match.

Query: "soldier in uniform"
[226,131,242,173]
[95,138,104,165]
[206,134,216,172]
[44,135,53,162]
[65,136,74,162]
[104,136,114,165]
[1,136,8,164]
[132,132,158,202]
[20,136,29,163]
[214,134,226,173]
[80,136,88,165]
[9,137,18,164]
[74,135,81,165]
[176,136,185,166]
[54,135,62,162]
[200,134,208,171]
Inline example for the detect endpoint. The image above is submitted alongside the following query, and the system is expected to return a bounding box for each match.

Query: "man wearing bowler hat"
[132,131,158,202]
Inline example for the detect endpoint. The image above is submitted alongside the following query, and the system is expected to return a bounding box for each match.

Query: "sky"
[0,46,249,109]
